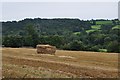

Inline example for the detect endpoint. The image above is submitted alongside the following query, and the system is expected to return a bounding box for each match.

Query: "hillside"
[2,18,120,53]
[2,18,91,36]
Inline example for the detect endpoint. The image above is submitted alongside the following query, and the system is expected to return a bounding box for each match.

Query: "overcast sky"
[1,1,119,21]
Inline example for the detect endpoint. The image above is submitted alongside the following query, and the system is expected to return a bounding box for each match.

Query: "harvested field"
[2,48,119,78]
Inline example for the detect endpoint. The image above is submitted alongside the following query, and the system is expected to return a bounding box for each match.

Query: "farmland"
[112,25,120,30]
[2,48,118,78]
[96,21,113,25]
[91,25,101,30]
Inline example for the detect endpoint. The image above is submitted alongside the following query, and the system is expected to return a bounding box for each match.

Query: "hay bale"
[36,44,56,55]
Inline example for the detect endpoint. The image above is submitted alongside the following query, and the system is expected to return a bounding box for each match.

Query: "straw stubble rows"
[2,48,119,78]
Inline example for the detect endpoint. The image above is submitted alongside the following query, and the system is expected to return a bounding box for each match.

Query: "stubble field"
[2,48,119,78]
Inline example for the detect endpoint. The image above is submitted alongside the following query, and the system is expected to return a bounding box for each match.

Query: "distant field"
[91,25,101,30]
[2,48,118,78]
[96,21,112,25]
[86,29,96,33]
[73,32,81,35]
[112,25,120,30]
[86,25,101,33]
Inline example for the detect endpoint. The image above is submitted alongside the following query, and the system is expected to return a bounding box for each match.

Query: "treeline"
[2,18,120,53]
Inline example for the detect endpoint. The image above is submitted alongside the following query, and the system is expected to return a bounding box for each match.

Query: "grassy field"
[86,29,96,33]
[2,48,119,78]
[96,21,112,25]
[112,25,120,30]
[73,32,81,35]
[91,25,101,30]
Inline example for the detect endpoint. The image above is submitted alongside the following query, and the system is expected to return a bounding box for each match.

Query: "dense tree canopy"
[2,18,120,53]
